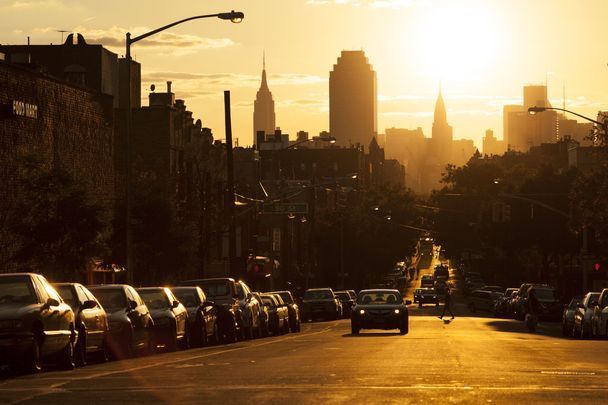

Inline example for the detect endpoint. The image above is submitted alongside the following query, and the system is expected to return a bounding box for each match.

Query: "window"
[40,277,63,303]
[76,286,89,304]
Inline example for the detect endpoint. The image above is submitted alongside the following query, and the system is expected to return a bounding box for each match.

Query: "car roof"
[306,288,332,291]
[88,284,128,290]
[359,289,401,294]
[185,278,235,283]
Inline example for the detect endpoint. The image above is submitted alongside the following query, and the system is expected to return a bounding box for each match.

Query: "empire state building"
[253,56,276,145]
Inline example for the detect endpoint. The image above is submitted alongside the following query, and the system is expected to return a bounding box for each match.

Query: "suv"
[301,288,341,320]
[0,273,76,373]
[180,278,243,343]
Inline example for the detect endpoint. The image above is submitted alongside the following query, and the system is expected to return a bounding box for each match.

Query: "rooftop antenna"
[57,30,69,43]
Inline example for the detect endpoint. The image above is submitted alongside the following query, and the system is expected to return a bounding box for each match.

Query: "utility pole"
[224,91,237,277]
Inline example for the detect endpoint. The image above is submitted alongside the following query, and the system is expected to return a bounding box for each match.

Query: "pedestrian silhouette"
[439,288,455,320]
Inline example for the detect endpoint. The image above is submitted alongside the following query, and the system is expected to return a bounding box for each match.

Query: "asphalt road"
[1,256,607,403]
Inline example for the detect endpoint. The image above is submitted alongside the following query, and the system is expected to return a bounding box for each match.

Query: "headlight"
[359,309,365,315]
[394,309,400,314]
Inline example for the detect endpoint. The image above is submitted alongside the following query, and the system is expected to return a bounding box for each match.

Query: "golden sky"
[2,0,608,148]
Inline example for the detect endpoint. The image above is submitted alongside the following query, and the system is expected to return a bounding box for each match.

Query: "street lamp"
[123,10,244,284]
[528,106,607,132]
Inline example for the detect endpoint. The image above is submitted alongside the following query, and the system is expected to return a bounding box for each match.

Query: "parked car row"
[300,288,357,321]
[563,288,608,339]
[0,273,301,375]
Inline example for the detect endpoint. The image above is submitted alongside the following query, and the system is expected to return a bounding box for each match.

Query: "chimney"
[167,81,172,94]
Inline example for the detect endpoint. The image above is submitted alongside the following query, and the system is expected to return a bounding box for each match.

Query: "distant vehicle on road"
[260,294,289,335]
[434,265,449,280]
[272,290,301,332]
[335,290,355,318]
[301,288,341,321]
[54,282,109,365]
[89,285,154,359]
[572,293,599,338]
[468,290,503,313]
[0,273,76,373]
[421,275,434,288]
[350,289,411,335]
[562,296,583,336]
[414,288,439,307]
[526,285,561,321]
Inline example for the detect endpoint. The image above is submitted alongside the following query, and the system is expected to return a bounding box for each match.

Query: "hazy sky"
[2,0,608,148]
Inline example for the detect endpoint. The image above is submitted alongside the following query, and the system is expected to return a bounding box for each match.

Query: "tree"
[8,155,107,281]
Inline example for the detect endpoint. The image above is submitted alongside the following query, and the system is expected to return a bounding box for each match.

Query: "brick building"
[0,57,115,271]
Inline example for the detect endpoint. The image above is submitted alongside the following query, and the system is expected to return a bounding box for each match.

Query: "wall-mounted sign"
[11,100,38,119]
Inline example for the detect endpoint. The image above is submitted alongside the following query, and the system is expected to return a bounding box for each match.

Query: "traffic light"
[247,256,271,278]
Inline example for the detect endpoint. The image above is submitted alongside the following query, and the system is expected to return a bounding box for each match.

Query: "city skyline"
[2,0,608,148]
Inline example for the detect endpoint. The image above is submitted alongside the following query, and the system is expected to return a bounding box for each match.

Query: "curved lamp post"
[528,106,607,133]
[124,11,244,284]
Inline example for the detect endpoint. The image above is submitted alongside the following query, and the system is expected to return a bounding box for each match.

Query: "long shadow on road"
[342,332,402,338]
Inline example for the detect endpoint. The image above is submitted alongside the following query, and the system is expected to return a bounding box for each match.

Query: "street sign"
[262,202,308,214]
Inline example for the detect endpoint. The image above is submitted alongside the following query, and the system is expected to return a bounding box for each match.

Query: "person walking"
[439,287,455,320]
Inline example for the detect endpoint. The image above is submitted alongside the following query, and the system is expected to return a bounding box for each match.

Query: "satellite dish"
[150,84,155,92]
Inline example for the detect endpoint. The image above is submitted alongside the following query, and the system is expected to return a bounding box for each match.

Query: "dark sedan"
[350,289,411,335]
[335,291,355,318]
[54,282,109,365]
[0,273,76,373]
[172,286,219,346]
[137,287,189,351]
[88,285,154,359]
[414,288,439,307]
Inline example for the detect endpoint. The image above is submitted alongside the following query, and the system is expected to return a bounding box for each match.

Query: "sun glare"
[407,3,505,83]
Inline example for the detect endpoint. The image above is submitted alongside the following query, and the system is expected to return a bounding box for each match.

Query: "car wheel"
[57,341,75,370]
[581,322,588,339]
[261,320,269,337]
[591,319,597,337]
[75,327,87,367]
[400,319,409,335]
[97,335,110,363]
[179,324,190,350]
[351,324,360,335]
[198,322,208,347]
[166,325,179,351]
[17,338,42,374]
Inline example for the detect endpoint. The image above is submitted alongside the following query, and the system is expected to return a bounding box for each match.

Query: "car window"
[279,292,293,304]
[76,286,89,304]
[31,276,49,303]
[358,292,402,305]
[0,275,37,305]
[127,287,144,306]
[91,288,127,312]
[533,288,557,301]
[82,286,97,303]
[198,288,207,303]
[56,285,78,309]
[199,280,232,298]
[41,277,63,303]
[304,290,332,300]
[239,282,251,296]
[261,296,275,307]
[139,290,170,310]
[235,284,246,300]
[174,289,200,308]
[602,292,608,307]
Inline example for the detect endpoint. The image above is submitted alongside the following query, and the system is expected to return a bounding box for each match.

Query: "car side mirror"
[128,300,138,310]
[44,297,60,309]
[82,300,97,310]
[405,300,412,305]
[171,300,179,309]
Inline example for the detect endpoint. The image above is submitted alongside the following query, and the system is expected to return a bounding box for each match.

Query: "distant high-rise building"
[504,84,557,152]
[482,129,506,156]
[253,55,276,146]
[430,87,453,164]
[329,50,377,147]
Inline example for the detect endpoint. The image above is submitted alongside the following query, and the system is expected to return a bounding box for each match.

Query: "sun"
[406,2,506,83]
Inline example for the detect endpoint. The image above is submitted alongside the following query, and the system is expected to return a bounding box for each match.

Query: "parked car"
[469,290,503,313]
[591,288,608,337]
[172,286,219,346]
[235,280,262,339]
[347,290,358,300]
[260,294,290,335]
[573,292,600,338]
[137,287,189,351]
[88,285,154,359]
[335,291,355,318]
[421,275,434,288]
[0,273,76,373]
[301,288,341,321]
[351,289,411,335]
[493,288,518,318]
[54,282,109,365]
[252,292,270,337]
[413,288,439,307]
[273,290,301,332]
[179,278,243,343]
[562,296,583,336]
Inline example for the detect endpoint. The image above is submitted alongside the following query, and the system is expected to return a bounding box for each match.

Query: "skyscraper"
[431,87,453,163]
[253,55,276,146]
[329,50,377,147]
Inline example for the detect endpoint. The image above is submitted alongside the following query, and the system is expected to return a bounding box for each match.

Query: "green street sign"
[262,203,308,214]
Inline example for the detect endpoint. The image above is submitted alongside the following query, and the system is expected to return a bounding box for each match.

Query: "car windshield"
[261,297,275,307]
[199,281,231,298]
[139,290,170,310]
[358,292,402,305]
[278,292,293,304]
[587,293,600,306]
[55,285,77,309]
[335,292,350,300]
[0,276,36,305]
[304,290,332,300]
[92,289,127,312]
[173,290,199,308]
[235,284,246,300]
[533,288,557,300]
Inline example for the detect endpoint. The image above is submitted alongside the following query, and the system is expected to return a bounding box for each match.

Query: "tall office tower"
[329,50,377,147]
[430,88,453,163]
[253,55,276,146]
